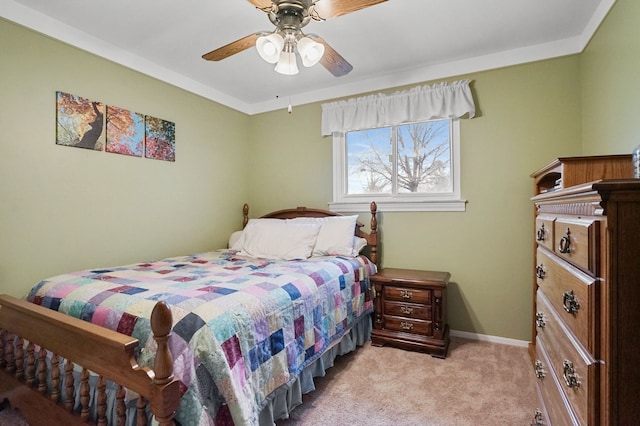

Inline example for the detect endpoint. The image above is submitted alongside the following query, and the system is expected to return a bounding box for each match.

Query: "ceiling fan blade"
[312,0,387,19]
[310,36,353,77]
[202,33,261,61]
[245,0,273,9]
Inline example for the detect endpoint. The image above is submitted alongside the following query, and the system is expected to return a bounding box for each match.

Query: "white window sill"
[329,199,467,213]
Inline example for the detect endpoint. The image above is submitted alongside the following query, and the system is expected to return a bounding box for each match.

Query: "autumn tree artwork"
[106,106,144,157]
[55,91,176,162]
[145,116,175,162]
[56,91,104,150]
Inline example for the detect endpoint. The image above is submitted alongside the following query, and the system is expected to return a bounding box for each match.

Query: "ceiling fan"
[202,0,388,77]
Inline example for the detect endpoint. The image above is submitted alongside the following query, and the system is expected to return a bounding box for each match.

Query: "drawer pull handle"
[558,228,571,253]
[534,360,546,379]
[535,312,546,329]
[562,290,580,315]
[532,409,545,425]
[535,264,545,279]
[536,223,546,241]
[400,306,413,315]
[400,321,413,331]
[400,289,413,299]
[562,360,580,388]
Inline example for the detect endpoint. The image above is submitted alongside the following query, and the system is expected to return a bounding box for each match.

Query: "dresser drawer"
[536,290,598,426]
[383,316,431,336]
[535,248,598,353]
[384,301,431,320]
[383,286,431,304]
[553,217,600,275]
[534,336,580,426]
[535,215,556,252]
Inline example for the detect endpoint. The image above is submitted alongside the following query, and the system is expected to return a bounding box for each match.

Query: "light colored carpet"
[277,337,537,426]
[0,337,537,425]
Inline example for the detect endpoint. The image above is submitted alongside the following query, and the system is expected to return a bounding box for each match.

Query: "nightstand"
[371,268,450,358]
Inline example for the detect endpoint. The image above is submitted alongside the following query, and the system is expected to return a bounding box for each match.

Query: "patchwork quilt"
[26,250,376,425]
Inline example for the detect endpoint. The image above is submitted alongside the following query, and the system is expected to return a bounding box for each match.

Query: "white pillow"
[312,215,359,257]
[228,230,244,248]
[238,218,321,260]
[351,236,368,256]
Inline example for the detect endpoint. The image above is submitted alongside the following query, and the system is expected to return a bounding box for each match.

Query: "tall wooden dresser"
[530,155,640,425]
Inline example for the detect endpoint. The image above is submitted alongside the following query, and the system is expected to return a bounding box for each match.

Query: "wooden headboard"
[241,202,379,266]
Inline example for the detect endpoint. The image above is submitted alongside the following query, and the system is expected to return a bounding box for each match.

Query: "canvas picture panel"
[56,91,104,151]
[106,105,144,157]
[145,116,175,162]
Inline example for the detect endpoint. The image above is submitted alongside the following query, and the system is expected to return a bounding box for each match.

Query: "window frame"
[329,118,466,213]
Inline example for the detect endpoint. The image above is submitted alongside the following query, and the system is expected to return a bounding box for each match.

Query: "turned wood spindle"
[25,341,35,386]
[14,336,24,380]
[37,346,47,394]
[80,367,90,422]
[0,329,6,369]
[4,332,15,374]
[64,359,73,410]
[97,375,107,426]
[51,354,60,403]
[137,396,147,426]
[116,385,126,425]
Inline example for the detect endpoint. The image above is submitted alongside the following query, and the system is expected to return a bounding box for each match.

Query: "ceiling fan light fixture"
[297,36,325,67]
[256,33,284,64]
[274,48,299,75]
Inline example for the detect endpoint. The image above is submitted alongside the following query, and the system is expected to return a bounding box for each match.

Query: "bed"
[0,202,379,425]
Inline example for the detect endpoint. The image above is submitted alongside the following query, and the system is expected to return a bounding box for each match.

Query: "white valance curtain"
[321,79,476,136]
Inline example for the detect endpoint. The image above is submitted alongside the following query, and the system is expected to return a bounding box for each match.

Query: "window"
[330,118,465,212]
[322,80,474,212]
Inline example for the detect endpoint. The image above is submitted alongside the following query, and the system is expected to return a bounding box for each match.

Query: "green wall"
[581,0,640,155]
[249,58,583,341]
[0,19,251,298]
[1,0,636,341]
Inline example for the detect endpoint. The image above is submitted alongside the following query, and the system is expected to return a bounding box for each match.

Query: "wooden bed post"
[242,203,249,229]
[150,302,180,426]
[369,201,378,267]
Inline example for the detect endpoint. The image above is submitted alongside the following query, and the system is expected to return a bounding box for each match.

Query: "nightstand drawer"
[384,301,431,320]
[383,316,431,335]
[383,286,431,304]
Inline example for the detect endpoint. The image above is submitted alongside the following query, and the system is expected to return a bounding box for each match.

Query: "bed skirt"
[258,314,372,425]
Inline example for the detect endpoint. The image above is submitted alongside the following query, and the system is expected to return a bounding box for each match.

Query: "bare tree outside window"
[346,120,452,195]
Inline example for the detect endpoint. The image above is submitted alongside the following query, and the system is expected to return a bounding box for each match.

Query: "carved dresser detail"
[371,268,450,358]
[530,155,640,425]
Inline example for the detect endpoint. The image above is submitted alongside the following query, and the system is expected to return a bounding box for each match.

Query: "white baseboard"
[450,329,530,348]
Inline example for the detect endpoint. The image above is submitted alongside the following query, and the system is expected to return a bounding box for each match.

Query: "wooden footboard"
[0,295,180,425]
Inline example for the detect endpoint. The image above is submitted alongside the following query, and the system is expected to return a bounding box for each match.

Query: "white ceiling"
[2,0,615,115]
